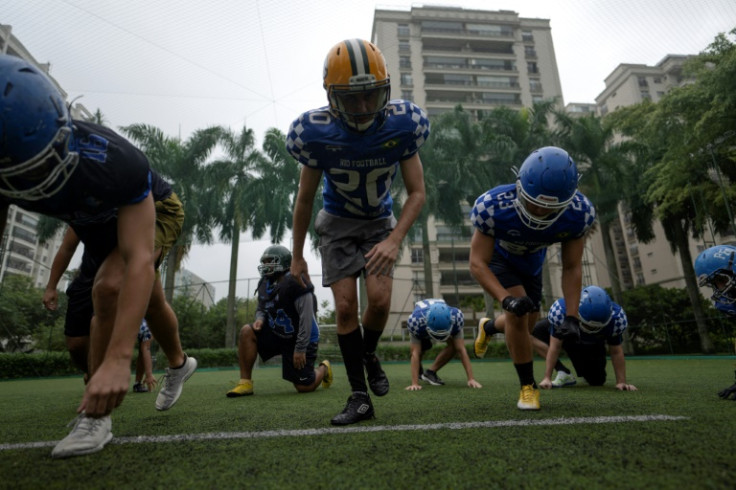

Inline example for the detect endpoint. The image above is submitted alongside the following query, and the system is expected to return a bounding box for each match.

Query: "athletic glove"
[502,295,535,317]
[556,315,581,343]
[718,382,736,400]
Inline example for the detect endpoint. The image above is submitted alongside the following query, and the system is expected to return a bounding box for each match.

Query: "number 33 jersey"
[286,100,430,220]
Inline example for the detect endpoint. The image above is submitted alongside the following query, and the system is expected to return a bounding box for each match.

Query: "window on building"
[637,76,648,87]
[529,80,543,92]
[397,24,410,37]
[399,41,410,53]
[640,91,651,100]
[411,248,423,264]
[401,90,414,100]
[522,30,533,42]
[400,73,413,86]
[527,61,538,73]
[399,56,411,69]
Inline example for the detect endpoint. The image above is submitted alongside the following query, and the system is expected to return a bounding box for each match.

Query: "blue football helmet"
[258,244,292,278]
[578,286,613,334]
[695,245,736,304]
[0,54,78,201]
[514,146,579,230]
[323,39,391,132]
[426,302,453,341]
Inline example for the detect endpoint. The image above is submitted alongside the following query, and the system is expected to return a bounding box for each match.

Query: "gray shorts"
[314,209,397,286]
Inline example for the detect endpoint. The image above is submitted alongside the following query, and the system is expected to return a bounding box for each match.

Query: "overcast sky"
[4,0,735,306]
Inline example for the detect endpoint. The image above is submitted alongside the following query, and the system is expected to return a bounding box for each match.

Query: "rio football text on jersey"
[547,298,628,345]
[470,183,597,276]
[286,100,430,219]
[406,299,464,340]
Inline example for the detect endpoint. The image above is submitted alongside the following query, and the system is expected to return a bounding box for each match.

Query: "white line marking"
[0,415,688,452]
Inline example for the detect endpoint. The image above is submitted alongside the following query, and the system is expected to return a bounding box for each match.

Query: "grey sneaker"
[551,371,577,388]
[51,414,112,459]
[156,356,197,411]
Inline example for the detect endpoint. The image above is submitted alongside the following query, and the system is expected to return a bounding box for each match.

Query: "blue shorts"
[256,326,318,385]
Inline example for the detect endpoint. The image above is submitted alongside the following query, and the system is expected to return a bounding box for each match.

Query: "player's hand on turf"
[144,374,158,392]
[79,359,131,416]
[718,382,736,400]
[467,379,482,389]
[539,377,553,389]
[290,257,310,287]
[293,352,306,370]
[557,315,581,343]
[42,288,59,311]
[616,383,638,391]
[405,383,422,391]
[502,295,535,316]
[365,236,400,277]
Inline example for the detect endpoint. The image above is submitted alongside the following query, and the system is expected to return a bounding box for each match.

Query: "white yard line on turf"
[0,415,688,451]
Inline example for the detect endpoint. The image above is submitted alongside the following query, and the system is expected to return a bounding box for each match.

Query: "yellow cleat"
[517,384,541,411]
[320,360,333,389]
[226,380,254,397]
[474,317,492,358]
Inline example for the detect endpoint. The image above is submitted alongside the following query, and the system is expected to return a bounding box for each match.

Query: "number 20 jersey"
[286,100,430,220]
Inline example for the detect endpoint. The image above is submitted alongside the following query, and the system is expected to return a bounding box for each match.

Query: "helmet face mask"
[514,146,578,230]
[323,39,390,132]
[695,245,736,304]
[257,245,292,279]
[0,55,79,201]
[578,286,612,334]
[426,302,453,341]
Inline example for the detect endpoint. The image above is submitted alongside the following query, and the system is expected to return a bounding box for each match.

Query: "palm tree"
[121,124,222,302]
[553,111,636,307]
[207,127,300,347]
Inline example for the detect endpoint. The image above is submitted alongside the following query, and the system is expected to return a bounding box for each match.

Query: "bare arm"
[560,237,585,318]
[43,227,80,311]
[610,344,637,391]
[291,165,322,287]
[365,153,426,276]
[454,336,482,388]
[469,230,507,301]
[540,336,564,389]
[405,341,423,391]
[80,194,156,416]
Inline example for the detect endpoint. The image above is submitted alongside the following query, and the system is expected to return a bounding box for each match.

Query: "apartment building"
[371,6,573,334]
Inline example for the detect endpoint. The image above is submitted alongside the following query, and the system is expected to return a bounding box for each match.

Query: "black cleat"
[331,393,375,425]
[420,369,445,386]
[364,354,390,396]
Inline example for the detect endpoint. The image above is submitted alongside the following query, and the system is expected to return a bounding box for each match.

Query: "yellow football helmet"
[323,39,391,131]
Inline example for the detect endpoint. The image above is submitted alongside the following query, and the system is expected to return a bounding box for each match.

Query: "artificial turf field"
[1,357,735,489]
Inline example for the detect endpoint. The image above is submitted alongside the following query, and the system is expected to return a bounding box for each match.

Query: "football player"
[535,286,636,391]
[226,245,332,397]
[288,38,429,425]
[405,300,482,390]
[470,146,597,410]
[694,245,736,400]
[133,319,156,393]
[0,54,196,458]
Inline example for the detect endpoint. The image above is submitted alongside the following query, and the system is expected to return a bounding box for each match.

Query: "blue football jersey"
[547,298,627,345]
[470,183,596,276]
[406,299,464,341]
[286,100,430,219]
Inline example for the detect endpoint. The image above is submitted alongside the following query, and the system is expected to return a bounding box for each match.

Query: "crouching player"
[537,286,637,391]
[694,245,736,400]
[404,299,481,390]
[226,245,332,397]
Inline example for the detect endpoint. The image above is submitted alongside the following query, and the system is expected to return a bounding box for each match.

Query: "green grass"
[1,357,735,489]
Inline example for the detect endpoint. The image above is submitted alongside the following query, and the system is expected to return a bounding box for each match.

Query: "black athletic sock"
[555,360,570,374]
[362,327,383,356]
[485,319,501,336]
[338,329,368,393]
[513,361,537,388]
